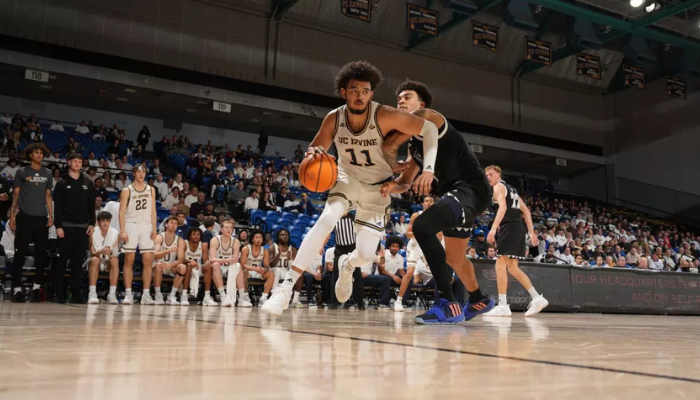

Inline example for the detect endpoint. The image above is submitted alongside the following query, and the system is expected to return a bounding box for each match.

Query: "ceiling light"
[645,2,660,12]
[124,88,137,93]
[630,0,644,8]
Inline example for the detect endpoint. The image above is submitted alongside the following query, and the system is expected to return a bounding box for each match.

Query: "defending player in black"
[381,80,495,324]
[483,165,548,317]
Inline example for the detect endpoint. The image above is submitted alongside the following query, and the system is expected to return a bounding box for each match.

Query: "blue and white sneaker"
[463,297,495,321]
[414,299,465,325]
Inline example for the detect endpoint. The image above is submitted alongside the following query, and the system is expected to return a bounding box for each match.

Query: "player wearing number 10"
[262,61,440,316]
[119,165,158,305]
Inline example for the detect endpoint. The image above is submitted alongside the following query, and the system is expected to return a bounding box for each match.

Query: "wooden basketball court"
[1,304,698,399]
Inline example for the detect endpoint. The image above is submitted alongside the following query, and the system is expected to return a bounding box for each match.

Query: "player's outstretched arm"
[307,110,339,157]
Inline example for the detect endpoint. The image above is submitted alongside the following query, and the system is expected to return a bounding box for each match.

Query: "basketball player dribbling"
[119,165,157,305]
[262,61,440,316]
[381,80,495,324]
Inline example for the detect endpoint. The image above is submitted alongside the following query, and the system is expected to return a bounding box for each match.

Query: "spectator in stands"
[283,193,300,211]
[244,189,259,212]
[190,192,206,218]
[593,256,604,267]
[466,247,477,259]
[559,247,575,264]
[94,196,103,219]
[51,168,61,189]
[137,126,150,149]
[201,218,215,244]
[75,121,90,134]
[204,202,216,217]
[294,145,304,163]
[185,187,199,208]
[106,139,121,157]
[259,192,274,212]
[1,158,19,180]
[637,257,649,270]
[485,247,498,261]
[150,159,161,175]
[163,187,180,210]
[1,113,13,124]
[572,255,587,267]
[121,156,133,171]
[152,173,167,201]
[238,229,249,246]
[475,231,489,257]
[175,211,188,239]
[92,177,108,200]
[616,257,628,268]
[172,173,184,192]
[115,172,131,191]
[393,214,408,236]
[605,256,615,267]
[175,194,189,216]
[210,170,225,198]
[85,167,98,182]
[31,127,44,142]
[625,247,641,267]
[296,193,315,216]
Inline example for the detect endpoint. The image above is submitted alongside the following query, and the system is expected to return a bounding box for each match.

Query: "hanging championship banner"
[666,76,686,99]
[406,3,439,36]
[576,53,601,80]
[525,38,552,65]
[472,21,499,52]
[341,0,371,22]
[623,65,645,90]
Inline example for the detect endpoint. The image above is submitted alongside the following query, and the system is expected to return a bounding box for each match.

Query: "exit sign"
[25,69,49,83]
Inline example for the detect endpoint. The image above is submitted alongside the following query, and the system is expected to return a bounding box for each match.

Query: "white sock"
[397,296,403,302]
[238,289,246,298]
[14,287,21,294]
[126,288,132,295]
[89,286,97,295]
[181,289,188,297]
[527,287,539,299]
[155,287,161,295]
[109,286,116,295]
[33,283,40,290]
[170,287,177,296]
[205,290,211,297]
[261,293,269,300]
[499,294,507,306]
[293,291,301,301]
[283,269,302,288]
[217,287,226,296]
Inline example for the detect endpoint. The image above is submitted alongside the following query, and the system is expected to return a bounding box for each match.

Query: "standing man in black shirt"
[52,153,96,303]
[10,143,53,303]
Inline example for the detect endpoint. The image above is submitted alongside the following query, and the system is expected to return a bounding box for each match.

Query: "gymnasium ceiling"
[219,0,700,93]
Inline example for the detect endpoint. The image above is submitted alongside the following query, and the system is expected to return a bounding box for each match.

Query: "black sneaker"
[357,304,366,310]
[71,290,86,304]
[11,291,26,303]
[327,303,338,310]
[29,289,41,303]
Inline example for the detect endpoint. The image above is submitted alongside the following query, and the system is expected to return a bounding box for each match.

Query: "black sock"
[413,201,458,303]
[468,288,486,303]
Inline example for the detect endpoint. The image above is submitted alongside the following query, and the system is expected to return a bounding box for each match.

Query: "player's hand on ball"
[487,229,497,245]
[306,146,331,158]
[412,171,434,196]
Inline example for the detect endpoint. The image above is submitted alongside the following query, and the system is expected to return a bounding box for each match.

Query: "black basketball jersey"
[496,181,523,224]
[407,112,489,196]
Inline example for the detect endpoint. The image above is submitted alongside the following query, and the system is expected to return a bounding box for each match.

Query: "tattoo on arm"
[382,134,402,169]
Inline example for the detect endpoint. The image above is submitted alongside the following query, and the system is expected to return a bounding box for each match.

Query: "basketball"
[299,153,338,193]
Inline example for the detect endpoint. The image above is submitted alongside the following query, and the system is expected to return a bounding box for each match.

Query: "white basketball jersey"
[273,243,293,269]
[334,102,393,185]
[125,184,152,225]
[92,227,119,256]
[159,233,179,263]
[215,236,235,266]
[384,251,404,275]
[247,245,264,268]
[186,241,203,266]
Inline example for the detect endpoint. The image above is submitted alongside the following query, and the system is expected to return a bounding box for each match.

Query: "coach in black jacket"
[52,153,96,303]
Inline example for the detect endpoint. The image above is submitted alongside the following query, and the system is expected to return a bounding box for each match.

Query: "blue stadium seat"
[250,210,265,226]
[410,204,423,213]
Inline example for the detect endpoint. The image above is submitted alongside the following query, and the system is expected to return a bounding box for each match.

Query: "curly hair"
[385,235,405,249]
[24,142,51,159]
[395,80,433,108]
[334,61,383,95]
[249,229,264,242]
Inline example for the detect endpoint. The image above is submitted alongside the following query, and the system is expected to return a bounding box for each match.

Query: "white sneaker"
[107,293,119,304]
[221,294,232,307]
[122,293,134,305]
[394,302,404,312]
[154,293,165,305]
[483,304,512,317]
[88,292,99,304]
[335,254,353,304]
[292,301,304,308]
[308,303,317,309]
[259,296,269,307]
[141,295,155,305]
[261,284,292,316]
[180,294,189,306]
[166,295,179,306]
[237,294,253,307]
[202,295,218,307]
[524,295,549,317]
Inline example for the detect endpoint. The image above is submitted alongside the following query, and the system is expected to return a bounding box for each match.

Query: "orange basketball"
[299,153,338,193]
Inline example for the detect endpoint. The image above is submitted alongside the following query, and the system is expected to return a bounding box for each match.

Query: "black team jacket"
[53,171,97,229]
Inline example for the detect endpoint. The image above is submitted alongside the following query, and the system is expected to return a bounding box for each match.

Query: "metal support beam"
[527,0,700,52]
[519,0,700,77]
[407,0,504,51]
[271,0,300,21]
